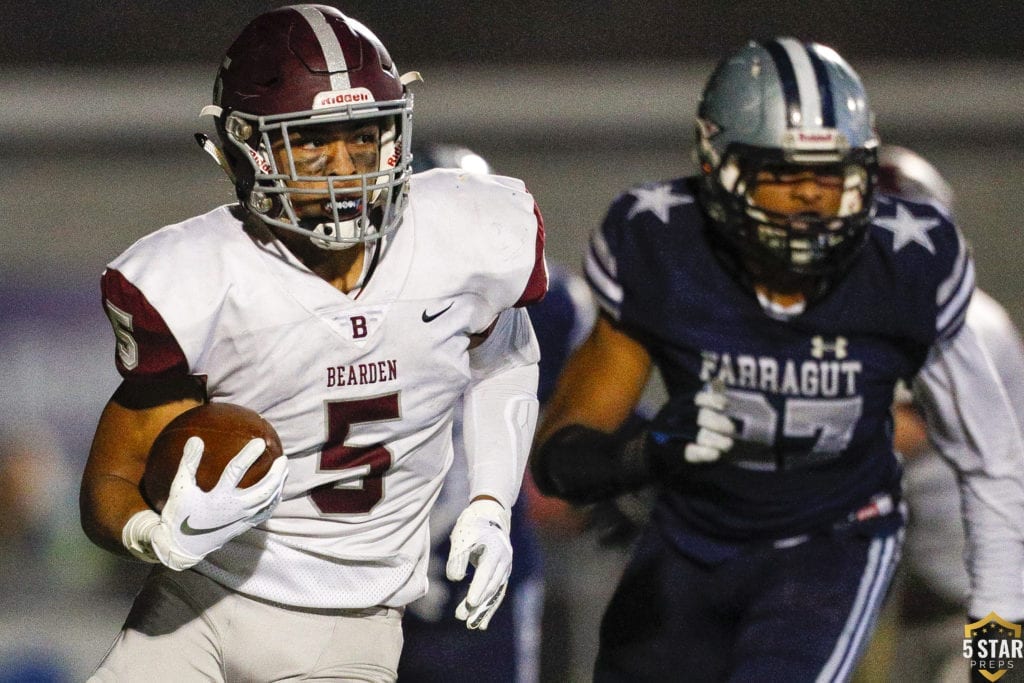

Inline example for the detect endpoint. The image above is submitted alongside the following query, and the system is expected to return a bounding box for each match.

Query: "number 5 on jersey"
[105,300,139,370]
[312,394,399,514]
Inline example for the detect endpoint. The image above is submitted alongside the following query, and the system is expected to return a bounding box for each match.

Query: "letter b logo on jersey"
[351,316,368,339]
[326,304,387,344]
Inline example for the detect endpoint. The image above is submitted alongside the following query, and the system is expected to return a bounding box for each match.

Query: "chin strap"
[195,133,236,183]
[400,71,424,87]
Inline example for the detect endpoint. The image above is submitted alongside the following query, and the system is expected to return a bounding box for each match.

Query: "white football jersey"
[101,169,546,608]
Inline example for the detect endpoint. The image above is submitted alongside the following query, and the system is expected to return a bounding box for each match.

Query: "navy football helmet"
[200,5,421,249]
[696,38,879,283]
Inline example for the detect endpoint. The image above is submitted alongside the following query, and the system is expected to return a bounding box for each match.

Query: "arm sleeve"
[461,307,541,509]
[913,319,1024,620]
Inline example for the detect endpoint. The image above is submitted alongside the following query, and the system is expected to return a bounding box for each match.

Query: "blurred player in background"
[1,426,77,682]
[876,145,1024,682]
[79,6,546,682]
[398,143,595,683]
[531,38,1024,681]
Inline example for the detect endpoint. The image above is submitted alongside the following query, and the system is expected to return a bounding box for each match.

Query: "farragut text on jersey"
[326,359,398,387]
[700,351,863,397]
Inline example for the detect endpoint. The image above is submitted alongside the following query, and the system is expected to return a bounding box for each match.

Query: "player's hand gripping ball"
[142,403,283,512]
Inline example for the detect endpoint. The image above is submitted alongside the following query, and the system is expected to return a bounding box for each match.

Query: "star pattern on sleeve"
[626,184,694,224]
[874,203,941,254]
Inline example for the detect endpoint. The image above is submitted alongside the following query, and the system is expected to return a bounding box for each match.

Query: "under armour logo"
[810,335,848,359]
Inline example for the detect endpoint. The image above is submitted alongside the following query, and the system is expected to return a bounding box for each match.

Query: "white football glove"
[446,498,513,630]
[683,380,736,463]
[123,436,288,571]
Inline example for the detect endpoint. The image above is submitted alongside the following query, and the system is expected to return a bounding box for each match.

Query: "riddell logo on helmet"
[386,140,403,168]
[784,129,849,152]
[797,131,837,143]
[247,147,272,174]
[313,88,374,109]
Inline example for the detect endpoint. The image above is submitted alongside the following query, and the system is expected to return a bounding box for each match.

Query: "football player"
[398,144,595,683]
[79,6,546,682]
[877,145,1024,681]
[531,38,1024,681]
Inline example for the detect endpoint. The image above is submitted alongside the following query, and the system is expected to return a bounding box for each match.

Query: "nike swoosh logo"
[179,496,278,536]
[421,302,454,323]
[179,497,278,536]
[180,515,247,536]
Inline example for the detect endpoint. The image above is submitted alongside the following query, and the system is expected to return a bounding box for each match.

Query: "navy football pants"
[594,522,902,683]
[398,574,542,683]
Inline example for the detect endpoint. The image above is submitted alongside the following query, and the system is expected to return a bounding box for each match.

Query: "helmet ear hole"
[225,115,254,143]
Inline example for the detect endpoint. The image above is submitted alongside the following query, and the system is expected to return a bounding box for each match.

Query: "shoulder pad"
[586,179,697,319]
[407,170,546,319]
[871,196,974,342]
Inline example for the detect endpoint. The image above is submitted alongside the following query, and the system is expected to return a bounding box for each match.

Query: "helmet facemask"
[704,144,876,282]
[221,95,414,251]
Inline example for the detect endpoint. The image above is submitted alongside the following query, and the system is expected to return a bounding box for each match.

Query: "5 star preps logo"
[963,612,1023,681]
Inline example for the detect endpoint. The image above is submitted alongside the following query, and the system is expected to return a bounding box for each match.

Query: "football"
[142,402,284,512]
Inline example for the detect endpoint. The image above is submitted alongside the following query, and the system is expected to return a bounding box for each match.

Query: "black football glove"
[644,379,736,480]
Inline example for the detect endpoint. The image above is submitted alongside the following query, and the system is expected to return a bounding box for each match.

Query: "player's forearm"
[533,314,651,444]
[959,476,1024,619]
[80,472,152,557]
[80,389,198,557]
[915,325,1024,618]
[462,308,542,508]
[461,362,539,508]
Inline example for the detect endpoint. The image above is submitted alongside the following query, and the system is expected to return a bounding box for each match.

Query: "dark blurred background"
[5,1,1024,64]
[3,1,1023,283]
[1,2,1021,680]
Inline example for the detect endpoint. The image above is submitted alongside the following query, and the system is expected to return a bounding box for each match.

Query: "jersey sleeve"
[100,213,232,383]
[933,227,974,343]
[515,200,548,307]
[583,189,634,321]
[101,267,191,381]
[583,179,700,326]
[909,207,1024,620]
[481,174,547,311]
[880,197,975,345]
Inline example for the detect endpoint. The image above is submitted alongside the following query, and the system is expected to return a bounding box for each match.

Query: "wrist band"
[122,509,162,564]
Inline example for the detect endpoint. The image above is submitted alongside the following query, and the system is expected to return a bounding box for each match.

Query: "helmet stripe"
[769,38,827,130]
[805,45,837,128]
[763,40,803,128]
[295,6,352,91]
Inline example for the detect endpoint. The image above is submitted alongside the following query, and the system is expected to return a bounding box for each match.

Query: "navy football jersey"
[585,177,973,542]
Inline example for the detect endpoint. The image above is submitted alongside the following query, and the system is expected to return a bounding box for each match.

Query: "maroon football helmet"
[201,5,419,249]
[876,145,954,210]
